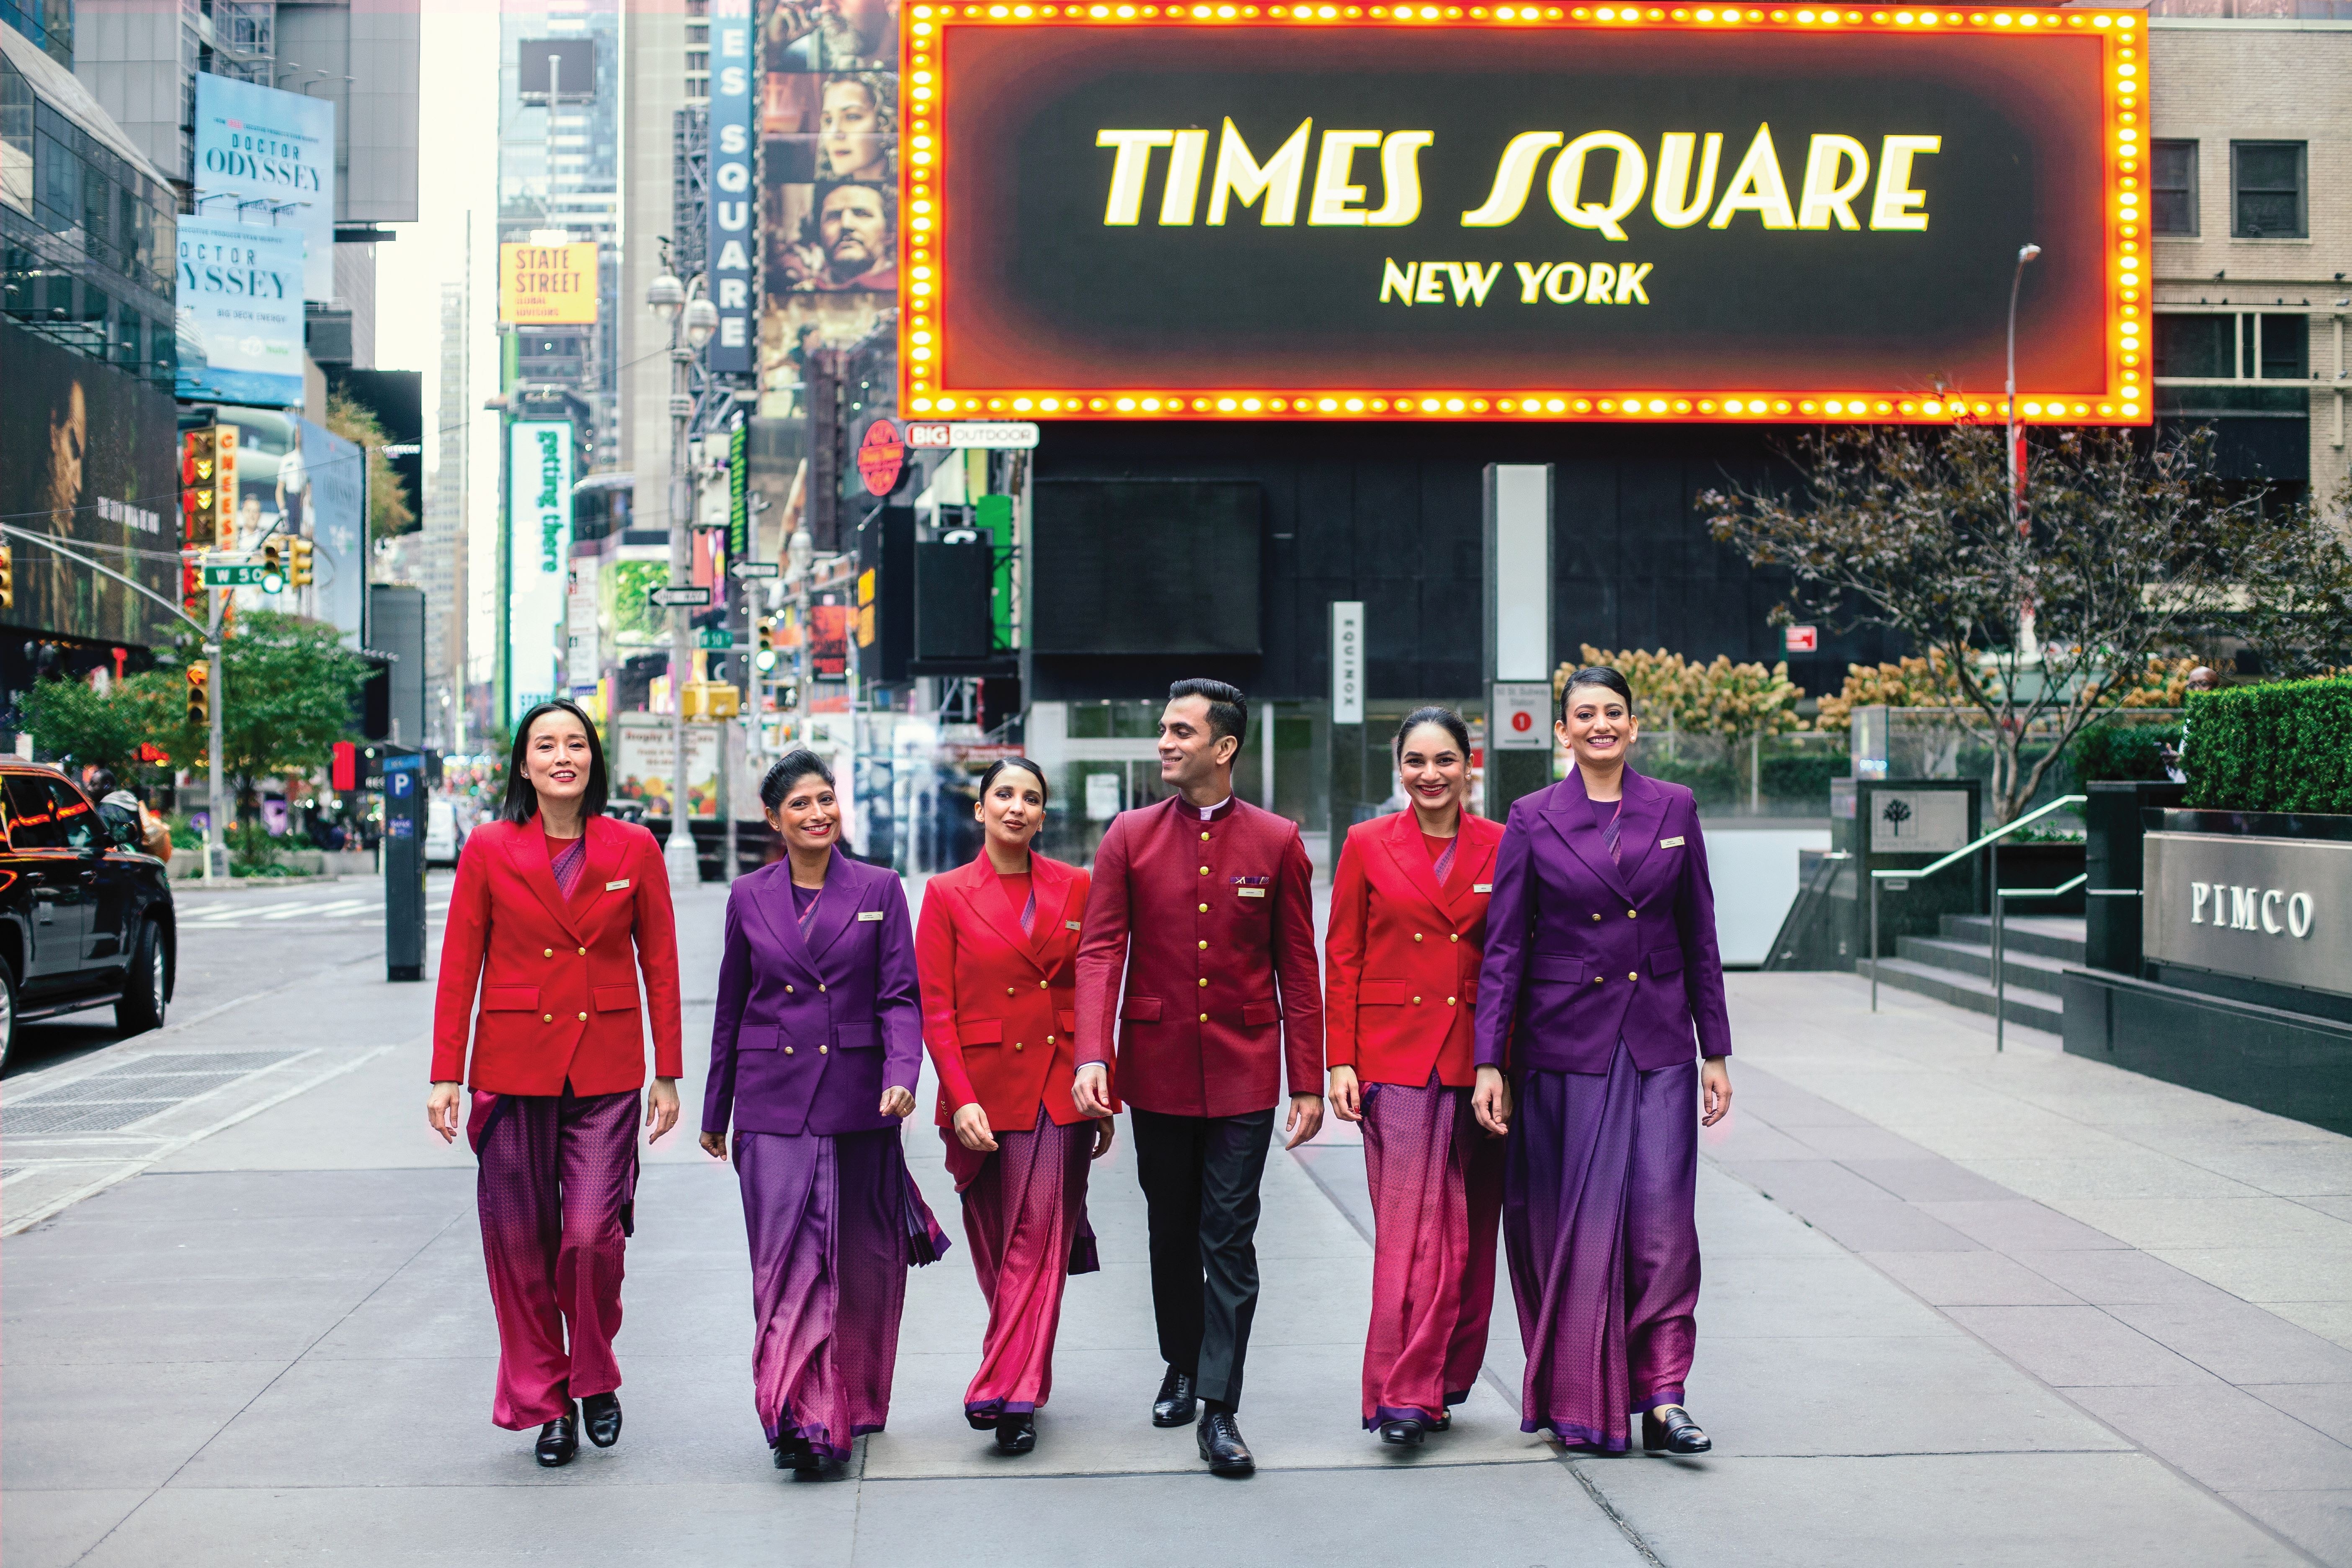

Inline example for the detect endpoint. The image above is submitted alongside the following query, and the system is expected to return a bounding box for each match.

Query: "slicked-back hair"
[1559,666,1637,725]
[1168,677,1248,750]
[761,749,836,811]
[977,756,1049,805]
[1394,706,1471,761]
[502,700,610,825]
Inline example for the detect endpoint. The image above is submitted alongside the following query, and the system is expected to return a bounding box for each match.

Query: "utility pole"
[207,588,226,883]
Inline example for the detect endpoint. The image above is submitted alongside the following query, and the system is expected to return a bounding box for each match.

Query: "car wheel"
[117,920,167,1034]
[0,957,16,1073]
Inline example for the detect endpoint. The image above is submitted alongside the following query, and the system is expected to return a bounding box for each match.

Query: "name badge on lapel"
[605,879,631,892]
[1231,874,1270,900]
[1659,836,1686,849]
[1473,883,1492,894]
[857,909,885,922]
[1066,919,1083,931]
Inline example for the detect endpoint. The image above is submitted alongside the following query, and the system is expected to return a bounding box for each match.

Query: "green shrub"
[1759,751,1848,807]
[2183,676,2352,813]
[2069,722,2182,784]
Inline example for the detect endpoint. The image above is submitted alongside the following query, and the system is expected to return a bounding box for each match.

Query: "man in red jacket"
[1073,678,1323,1478]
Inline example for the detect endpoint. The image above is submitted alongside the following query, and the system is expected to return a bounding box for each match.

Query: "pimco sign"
[2145,833,2342,997]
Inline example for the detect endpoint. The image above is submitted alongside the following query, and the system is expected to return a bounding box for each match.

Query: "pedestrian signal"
[260,542,284,595]
[184,664,208,725]
[289,538,314,588]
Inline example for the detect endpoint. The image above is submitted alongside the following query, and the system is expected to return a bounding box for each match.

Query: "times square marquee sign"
[899,2,2149,425]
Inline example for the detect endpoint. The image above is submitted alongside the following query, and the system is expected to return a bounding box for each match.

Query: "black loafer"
[1643,1404,1712,1455]
[535,1403,579,1467]
[1377,1418,1426,1447]
[994,1411,1037,1455]
[1197,1410,1255,1478]
[1152,1367,1197,1428]
[772,1434,820,1472]
[582,1392,622,1448]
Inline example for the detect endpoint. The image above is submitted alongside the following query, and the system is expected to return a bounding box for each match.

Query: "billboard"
[193,73,335,303]
[0,322,179,647]
[211,408,368,645]
[175,217,306,407]
[903,7,2147,426]
[499,242,601,325]
[708,0,758,373]
[508,420,575,725]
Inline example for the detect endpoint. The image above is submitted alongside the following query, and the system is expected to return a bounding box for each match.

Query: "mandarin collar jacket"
[1471,767,1733,1076]
[701,848,922,1138]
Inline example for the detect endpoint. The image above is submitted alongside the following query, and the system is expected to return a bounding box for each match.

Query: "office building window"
[2151,140,2197,235]
[2231,141,2306,238]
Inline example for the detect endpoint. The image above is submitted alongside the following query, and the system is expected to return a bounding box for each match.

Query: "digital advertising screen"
[193,74,337,304]
[901,4,2148,425]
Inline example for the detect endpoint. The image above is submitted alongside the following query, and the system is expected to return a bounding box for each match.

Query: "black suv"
[0,763,176,1068]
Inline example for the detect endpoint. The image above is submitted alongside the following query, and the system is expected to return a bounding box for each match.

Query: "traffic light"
[754,618,777,672]
[288,537,314,588]
[184,663,208,725]
[179,426,237,550]
[0,543,14,611]
[260,541,284,595]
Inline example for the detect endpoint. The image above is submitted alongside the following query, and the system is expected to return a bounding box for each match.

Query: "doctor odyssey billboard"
[903,5,2147,423]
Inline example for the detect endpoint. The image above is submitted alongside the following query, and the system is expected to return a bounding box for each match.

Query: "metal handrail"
[1867,792,2088,1015]
[1994,872,2089,1052]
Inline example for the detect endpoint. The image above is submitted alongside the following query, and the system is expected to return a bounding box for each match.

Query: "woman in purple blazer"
[1471,667,1733,1457]
[700,750,948,1473]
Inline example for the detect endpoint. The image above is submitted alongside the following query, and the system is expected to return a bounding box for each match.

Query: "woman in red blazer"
[1324,707,1506,1448]
[916,757,1116,1456]
[426,700,683,1469]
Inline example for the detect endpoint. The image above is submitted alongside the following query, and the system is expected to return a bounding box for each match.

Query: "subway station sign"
[901,4,2148,424]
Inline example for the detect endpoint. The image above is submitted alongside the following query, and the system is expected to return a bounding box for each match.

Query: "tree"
[1703,423,2275,823]
[17,670,178,780]
[325,386,418,540]
[151,611,371,814]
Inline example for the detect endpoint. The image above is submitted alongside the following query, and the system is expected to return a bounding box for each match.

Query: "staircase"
[1858,914,2085,1033]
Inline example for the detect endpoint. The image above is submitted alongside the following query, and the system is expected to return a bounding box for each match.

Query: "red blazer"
[916,850,1112,1132]
[1323,810,1504,1088]
[431,815,684,1095]
[1074,795,1323,1119]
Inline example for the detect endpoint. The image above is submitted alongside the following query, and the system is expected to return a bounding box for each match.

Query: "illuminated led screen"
[900,3,2148,425]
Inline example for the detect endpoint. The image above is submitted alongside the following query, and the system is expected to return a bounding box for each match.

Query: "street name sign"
[202,563,266,587]
[648,586,714,608]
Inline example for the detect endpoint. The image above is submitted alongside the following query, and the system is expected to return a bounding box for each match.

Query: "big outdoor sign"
[901,4,2147,424]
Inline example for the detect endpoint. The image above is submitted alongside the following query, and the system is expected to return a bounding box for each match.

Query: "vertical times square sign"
[708,0,758,374]
[900,3,2150,426]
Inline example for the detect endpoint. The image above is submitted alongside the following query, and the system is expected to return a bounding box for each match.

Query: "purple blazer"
[1473,768,1733,1075]
[702,849,922,1138]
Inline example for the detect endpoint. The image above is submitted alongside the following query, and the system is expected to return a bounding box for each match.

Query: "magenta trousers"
[1361,1074,1505,1429]
[953,1107,1099,1424]
[471,1086,640,1431]
[1502,1042,1700,1451]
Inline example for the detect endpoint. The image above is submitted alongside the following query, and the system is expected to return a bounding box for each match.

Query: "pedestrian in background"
[1071,678,1324,1479]
[916,756,1114,1456]
[1473,667,1732,1456]
[701,750,947,1474]
[1324,707,1506,1447]
[427,699,684,1467]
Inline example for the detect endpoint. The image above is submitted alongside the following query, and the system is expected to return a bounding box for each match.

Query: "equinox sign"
[900,4,2146,424]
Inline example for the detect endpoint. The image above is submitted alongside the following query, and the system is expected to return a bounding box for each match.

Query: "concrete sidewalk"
[2,881,2341,1566]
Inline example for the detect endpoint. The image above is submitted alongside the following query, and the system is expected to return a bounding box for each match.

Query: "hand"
[645,1078,681,1143]
[699,1129,732,1163]
[1091,1116,1117,1160]
[1327,1065,1362,1122]
[880,1085,918,1119]
[1283,1091,1325,1150]
[1701,1058,1732,1127]
[1071,1063,1115,1118]
[427,1081,463,1144]
[1472,1065,1513,1137]
[952,1102,998,1153]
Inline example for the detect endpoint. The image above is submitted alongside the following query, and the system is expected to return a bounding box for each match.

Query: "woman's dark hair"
[760,749,836,811]
[1393,706,1470,761]
[1168,677,1248,747]
[501,700,609,825]
[1559,666,1637,724]
[977,756,1049,805]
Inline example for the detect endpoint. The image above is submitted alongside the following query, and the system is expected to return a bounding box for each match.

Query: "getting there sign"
[902,7,2144,425]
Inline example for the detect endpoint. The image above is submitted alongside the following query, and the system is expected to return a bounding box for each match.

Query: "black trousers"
[1130,1106,1276,1411]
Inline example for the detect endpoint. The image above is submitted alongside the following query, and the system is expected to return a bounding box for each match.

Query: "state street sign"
[499,242,600,325]
[903,8,2146,426]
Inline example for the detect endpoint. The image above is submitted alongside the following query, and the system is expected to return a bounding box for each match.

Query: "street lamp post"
[2006,242,2043,659]
[787,524,814,748]
[647,269,703,886]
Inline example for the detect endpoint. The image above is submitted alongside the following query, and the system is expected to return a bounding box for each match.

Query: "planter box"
[1990,841,2086,915]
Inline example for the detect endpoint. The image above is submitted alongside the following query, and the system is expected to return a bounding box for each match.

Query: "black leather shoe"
[582,1392,622,1448]
[534,1403,579,1467]
[1152,1367,1197,1428]
[1643,1404,1712,1454]
[772,1434,820,1472]
[1377,1418,1426,1447]
[994,1411,1037,1455]
[1197,1410,1255,1478]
